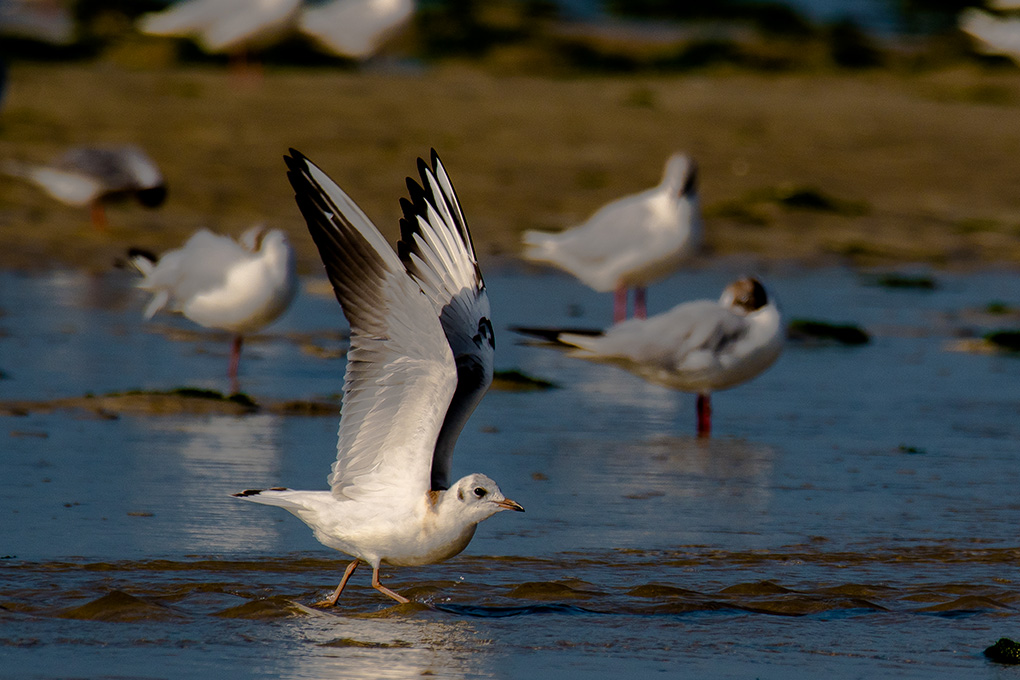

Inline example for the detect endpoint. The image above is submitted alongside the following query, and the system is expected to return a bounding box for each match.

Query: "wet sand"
[2,62,1020,272]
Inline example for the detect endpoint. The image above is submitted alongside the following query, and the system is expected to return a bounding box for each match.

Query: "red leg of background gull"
[696,393,712,438]
[633,286,648,319]
[315,559,360,607]
[228,335,243,382]
[90,201,108,231]
[614,286,628,323]
[372,565,410,604]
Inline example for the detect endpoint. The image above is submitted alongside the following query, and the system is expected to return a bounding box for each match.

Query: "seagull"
[129,225,297,385]
[522,153,702,323]
[138,0,302,71]
[513,277,782,438]
[233,149,523,606]
[298,0,415,60]
[959,8,1020,64]
[2,145,167,229]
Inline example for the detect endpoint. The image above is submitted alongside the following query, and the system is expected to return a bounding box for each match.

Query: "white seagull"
[130,225,298,384]
[959,8,1020,65]
[522,153,702,323]
[298,0,415,60]
[138,0,302,64]
[233,149,523,606]
[514,277,783,438]
[2,145,167,229]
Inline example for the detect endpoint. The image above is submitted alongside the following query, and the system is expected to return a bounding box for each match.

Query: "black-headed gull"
[2,145,166,229]
[130,226,297,384]
[514,278,782,438]
[233,149,522,606]
[522,153,702,323]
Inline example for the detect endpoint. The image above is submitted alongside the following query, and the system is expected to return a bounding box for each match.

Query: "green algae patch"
[985,638,1020,664]
[0,388,339,418]
[59,590,182,622]
[787,319,870,345]
[214,596,309,619]
[491,370,558,392]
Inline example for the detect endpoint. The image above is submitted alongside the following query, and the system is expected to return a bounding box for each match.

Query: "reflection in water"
[144,414,288,552]
[273,613,482,680]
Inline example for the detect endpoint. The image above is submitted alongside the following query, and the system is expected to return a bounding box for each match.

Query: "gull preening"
[522,153,702,323]
[130,226,297,384]
[2,145,166,229]
[514,277,782,438]
[234,149,523,606]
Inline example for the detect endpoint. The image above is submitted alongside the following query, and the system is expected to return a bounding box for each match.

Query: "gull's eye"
[473,487,488,498]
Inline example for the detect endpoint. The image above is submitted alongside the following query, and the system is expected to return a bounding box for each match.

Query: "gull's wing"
[561,300,749,372]
[285,149,456,505]
[397,150,493,491]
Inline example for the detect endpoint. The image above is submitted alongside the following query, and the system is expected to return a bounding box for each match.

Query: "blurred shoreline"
[1,61,1019,273]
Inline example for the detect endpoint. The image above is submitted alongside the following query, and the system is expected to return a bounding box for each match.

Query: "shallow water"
[3,264,1020,678]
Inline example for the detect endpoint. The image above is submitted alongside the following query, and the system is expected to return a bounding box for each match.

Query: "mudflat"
[2,62,1019,271]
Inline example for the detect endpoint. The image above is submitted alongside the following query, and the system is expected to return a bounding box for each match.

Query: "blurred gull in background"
[959,7,1020,64]
[138,0,415,63]
[514,277,783,438]
[299,0,414,60]
[522,153,702,324]
[2,145,167,229]
[139,0,303,68]
[0,0,74,45]
[129,225,298,387]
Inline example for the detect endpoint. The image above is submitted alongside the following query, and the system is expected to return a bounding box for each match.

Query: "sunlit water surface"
[3,264,1020,679]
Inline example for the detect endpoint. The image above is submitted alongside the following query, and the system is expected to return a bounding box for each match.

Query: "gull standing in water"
[130,225,297,386]
[2,145,167,229]
[514,278,782,438]
[234,149,523,606]
[522,153,702,323]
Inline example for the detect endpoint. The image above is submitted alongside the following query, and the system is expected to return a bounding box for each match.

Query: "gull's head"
[663,153,698,199]
[719,277,770,315]
[448,473,524,521]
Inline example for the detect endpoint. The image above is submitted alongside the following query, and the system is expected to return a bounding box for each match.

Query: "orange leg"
[372,565,410,604]
[228,335,243,381]
[314,559,360,607]
[613,285,627,323]
[90,201,108,231]
[633,286,647,319]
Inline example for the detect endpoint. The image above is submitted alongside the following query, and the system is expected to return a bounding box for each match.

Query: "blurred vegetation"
[0,0,1001,74]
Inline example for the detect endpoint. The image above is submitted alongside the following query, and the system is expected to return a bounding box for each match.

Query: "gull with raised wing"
[2,145,166,229]
[233,149,523,606]
[129,225,297,384]
[522,153,702,323]
[514,278,782,438]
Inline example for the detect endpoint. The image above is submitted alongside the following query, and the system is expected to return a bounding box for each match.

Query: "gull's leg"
[372,565,410,604]
[228,335,243,382]
[90,201,108,231]
[315,559,360,607]
[613,285,627,323]
[696,393,712,438]
[633,286,648,319]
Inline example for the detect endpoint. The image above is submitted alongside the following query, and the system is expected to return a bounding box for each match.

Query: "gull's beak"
[496,498,525,512]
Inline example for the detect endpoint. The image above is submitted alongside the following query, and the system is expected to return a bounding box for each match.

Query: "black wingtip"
[127,247,156,263]
[510,326,605,344]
